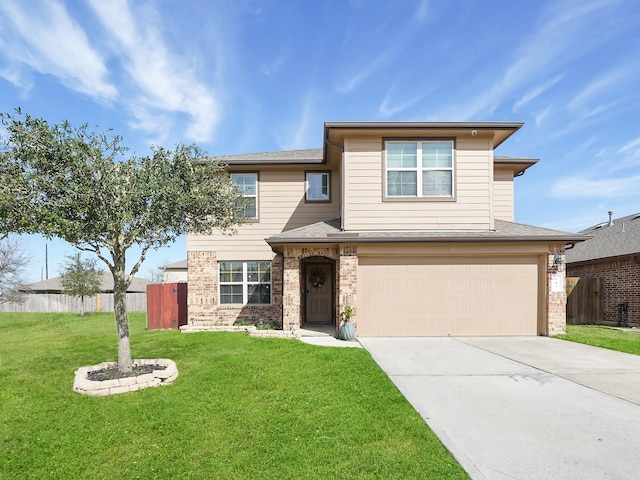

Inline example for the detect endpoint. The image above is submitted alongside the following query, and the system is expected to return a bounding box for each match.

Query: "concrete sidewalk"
[360,337,640,480]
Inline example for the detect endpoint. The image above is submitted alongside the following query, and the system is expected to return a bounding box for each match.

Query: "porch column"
[338,245,358,330]
[547,246,567,335]
[282,248,301,331]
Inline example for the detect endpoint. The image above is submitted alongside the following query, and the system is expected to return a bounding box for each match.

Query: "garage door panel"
[357,256,538,336]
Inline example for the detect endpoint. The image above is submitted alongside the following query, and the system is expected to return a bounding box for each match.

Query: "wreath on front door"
[310,270,326,289]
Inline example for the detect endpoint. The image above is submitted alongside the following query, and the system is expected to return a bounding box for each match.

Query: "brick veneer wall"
[282,246,340,331]
[187,251,282,327]
[567,257,640,325]
[547,248,566,335]
[338,245,358,329]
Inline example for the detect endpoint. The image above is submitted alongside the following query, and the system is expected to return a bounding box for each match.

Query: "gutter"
[266,233,591,246]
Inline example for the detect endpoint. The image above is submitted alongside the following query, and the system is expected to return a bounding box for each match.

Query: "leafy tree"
[0,110,244,372]
[60,253,102,316]
[0,235,30,304]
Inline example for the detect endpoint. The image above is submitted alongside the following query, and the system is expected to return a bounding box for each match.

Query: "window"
[219,261,271,305]
[231,173,258,219]
[306,172,330,202]
[386,140,454,198]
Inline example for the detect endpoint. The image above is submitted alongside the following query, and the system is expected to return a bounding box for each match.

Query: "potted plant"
[339,305,356,340]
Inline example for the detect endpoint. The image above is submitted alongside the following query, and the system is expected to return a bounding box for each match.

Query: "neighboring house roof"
[266,218,589,246]
[161,259,187,270]
[25,272,150,293]
[566,212,640,265]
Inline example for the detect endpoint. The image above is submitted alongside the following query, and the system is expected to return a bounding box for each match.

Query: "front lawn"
[0,312,467,479]
[556,325,640,355]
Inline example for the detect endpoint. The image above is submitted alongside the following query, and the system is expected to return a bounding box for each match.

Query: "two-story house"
[187,122,587,337]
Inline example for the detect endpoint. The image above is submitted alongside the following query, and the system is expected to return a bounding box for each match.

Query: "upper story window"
[231,173,258,219]
[385,140,454,198]
[306,171,330,202]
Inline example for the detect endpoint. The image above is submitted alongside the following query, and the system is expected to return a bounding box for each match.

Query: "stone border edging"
[73,359,178,397]
[180,324,301,339]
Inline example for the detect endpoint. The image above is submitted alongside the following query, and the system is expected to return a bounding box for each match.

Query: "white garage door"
[357,256,539,336]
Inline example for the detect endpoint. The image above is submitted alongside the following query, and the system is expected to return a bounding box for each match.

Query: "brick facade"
[187,245,568,336]
[338,245,358,331]
[281,246,340,331]
[546,247,567,335]
[187,251,282,327]
[567,257,640,326]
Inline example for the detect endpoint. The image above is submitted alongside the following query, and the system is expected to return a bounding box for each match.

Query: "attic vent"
[593,222,608,230]
[632,214,640,221]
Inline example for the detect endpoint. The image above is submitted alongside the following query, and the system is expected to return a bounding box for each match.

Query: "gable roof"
[565,212,640,264]
[266,218,588,246]
[208,146,536,175]
[161,259,187,270]
[25,272,150,293]
[210,148,324,165]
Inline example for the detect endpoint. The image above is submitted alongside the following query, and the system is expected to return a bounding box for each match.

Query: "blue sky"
[1,0,639,283]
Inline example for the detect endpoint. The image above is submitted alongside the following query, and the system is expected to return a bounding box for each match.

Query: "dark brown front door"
[305,263,333,324]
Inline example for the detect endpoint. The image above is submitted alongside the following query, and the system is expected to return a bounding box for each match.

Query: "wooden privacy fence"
[0,293,147,313]
[147,283,188,329]
[566,277,603,324]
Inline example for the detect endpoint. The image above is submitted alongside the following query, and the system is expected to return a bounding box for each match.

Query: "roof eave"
[567,252,640,267]
[267,234,589,246]
[324,121,524,149]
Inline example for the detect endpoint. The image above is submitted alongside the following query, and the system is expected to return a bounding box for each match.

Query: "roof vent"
[608,211,614,226]
[632,214,640,221]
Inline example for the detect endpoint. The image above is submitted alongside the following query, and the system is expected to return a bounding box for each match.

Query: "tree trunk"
[113,263,132,373]
[80,295,85,316]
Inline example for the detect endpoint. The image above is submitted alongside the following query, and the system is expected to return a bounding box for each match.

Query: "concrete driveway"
[359,336,640,480]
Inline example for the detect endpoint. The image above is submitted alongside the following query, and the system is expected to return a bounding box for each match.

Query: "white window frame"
[305,171,331,202]
[219,261,271,305]
[385,140,455,198]
[230,173,258,219]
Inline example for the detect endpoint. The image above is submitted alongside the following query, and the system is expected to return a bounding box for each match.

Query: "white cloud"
[275,87,317,150]
[550,175,640,198]
[413,0,430,23]
[618,137,640,153]
[513,74,564,111]
[438,1,615,120]
[568,67,630,111]
[0,0,116,100]
[88,0,221,142]
[378,84,427,118]
[261,47,290,77]
[534,106,551,126]
[337,49,391,94]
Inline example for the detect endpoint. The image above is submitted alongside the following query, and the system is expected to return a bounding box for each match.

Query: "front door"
[305,263,333,324]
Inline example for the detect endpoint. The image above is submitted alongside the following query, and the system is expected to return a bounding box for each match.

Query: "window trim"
[305,170,331,203]
[230,171,259,221]
[383,138,457,202]
[218,260,272,306]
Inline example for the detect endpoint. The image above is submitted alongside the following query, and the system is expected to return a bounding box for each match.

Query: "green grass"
[556,325,640,355]
[0,312,467,479]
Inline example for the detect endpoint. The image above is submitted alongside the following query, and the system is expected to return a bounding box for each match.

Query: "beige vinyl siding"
[493,168,514,222]
[357,254,540,336]
[188,167,339,259]
[343,137,493,231]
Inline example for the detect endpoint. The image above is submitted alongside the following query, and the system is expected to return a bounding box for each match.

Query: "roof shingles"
[566,212,640,264]
[266,218,588,244]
